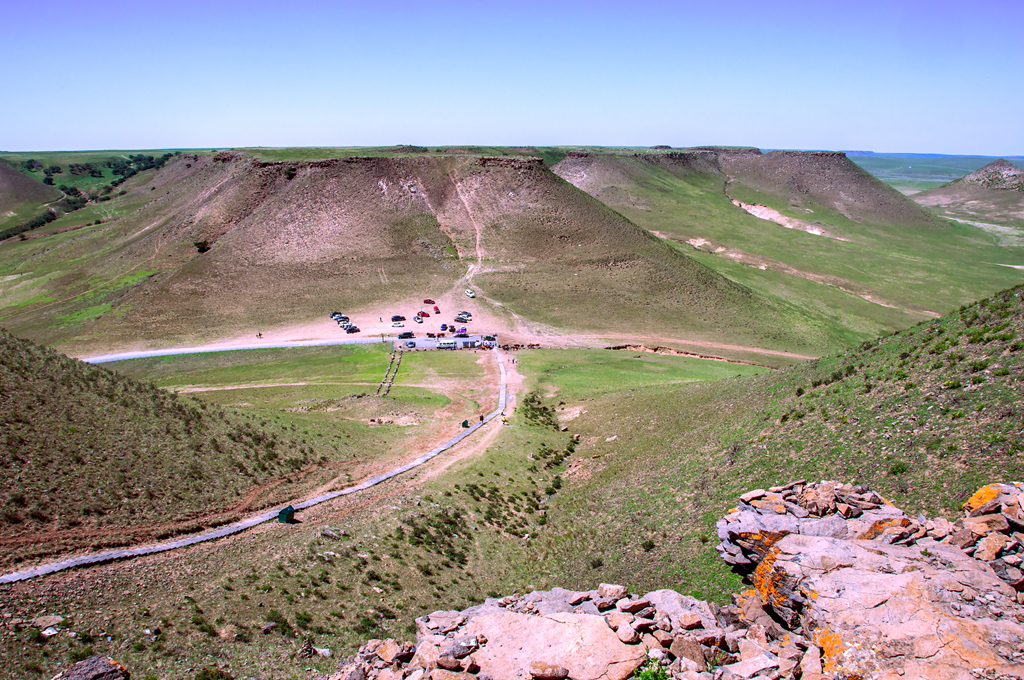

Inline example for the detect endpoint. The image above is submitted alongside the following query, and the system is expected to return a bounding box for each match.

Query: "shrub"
[195,670,235,680]
[889,462,908,476]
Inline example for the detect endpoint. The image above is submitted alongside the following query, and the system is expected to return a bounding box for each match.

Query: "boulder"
[749,533,1024,679]
[52,656,131,680]
[597,584,629,600]
[460,611,646,680]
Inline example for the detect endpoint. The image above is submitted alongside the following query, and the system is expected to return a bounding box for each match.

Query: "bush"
[195,670,235,680]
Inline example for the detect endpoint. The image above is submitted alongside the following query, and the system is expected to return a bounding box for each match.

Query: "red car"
[423,299,435,304]
[433,305,440,314]
[418,311,430,317]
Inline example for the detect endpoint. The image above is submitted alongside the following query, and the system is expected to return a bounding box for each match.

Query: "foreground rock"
[50,655,130,680]
[332,481,1024,680]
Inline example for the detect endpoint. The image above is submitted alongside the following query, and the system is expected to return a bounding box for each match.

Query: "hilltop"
[958,158,1024,191]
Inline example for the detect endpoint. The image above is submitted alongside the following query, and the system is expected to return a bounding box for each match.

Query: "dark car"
[391,315,406,322]
[398,331,414,339]
[455,333,469,338]
[440,323,448,331]
[346,327,360,334]
[423,299,435,304]
[433,306,440,314]
[454,316,469,324]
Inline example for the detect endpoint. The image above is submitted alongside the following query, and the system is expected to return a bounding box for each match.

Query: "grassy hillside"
[3,289,1022,679]
[518,285,1024,599]
[552,150,1024,337]
[0,161,61,234]
[0,330,412,567]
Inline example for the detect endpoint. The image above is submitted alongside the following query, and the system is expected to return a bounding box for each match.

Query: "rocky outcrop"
[49,656,130,680]
[337,481,1024,680]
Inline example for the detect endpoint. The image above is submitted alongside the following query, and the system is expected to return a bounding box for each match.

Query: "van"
[437,340,456,350]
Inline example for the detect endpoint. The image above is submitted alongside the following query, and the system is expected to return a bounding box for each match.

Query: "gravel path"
[1,348,507,584]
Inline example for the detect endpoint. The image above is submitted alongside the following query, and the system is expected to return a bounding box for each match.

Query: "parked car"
[423,299,435,304]
[330,311,342,318]
[418,311,429,317]
[391,315,406,322]
[413,316,423,323]
[405,341,416,348]
[398,331,414,339]
[392,322,404,327]
[465,289,475,298]
[346,327,360,334]
[458,311,471,317]
[440,323,448,331]
[457,327,467,334]
[454,316,469,324]
[455,333,469,338]
[426,333,436,338]
[433,306,440,314]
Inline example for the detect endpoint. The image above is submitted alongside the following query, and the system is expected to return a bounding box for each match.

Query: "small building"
[278,505,295,524]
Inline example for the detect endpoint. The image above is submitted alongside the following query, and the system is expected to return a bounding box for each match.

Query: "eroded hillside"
[1,152,841,358]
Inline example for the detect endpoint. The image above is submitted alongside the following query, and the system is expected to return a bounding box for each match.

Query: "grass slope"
[552,150,1024,333]
[3,289,1023,679]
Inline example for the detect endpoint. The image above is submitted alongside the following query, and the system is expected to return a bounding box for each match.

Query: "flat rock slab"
[461,611,646,680]
[759,533,1024,680]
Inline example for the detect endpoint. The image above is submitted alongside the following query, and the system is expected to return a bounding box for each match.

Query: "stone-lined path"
[1,348,508,584]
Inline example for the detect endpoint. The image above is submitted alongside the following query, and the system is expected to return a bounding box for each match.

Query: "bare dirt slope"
[3,152,838,358]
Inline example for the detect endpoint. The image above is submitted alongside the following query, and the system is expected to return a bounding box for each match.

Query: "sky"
[2,0,1022,154]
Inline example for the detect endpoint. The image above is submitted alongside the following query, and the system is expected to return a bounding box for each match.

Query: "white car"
[465,289,475,298]
[392,322,404,327]
[413,316,423,323]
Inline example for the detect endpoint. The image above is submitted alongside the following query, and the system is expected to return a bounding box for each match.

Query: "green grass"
[518,349,766,401]
[4,289,1024,679]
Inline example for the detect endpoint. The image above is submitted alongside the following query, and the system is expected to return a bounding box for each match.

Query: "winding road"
[0,348,508,584]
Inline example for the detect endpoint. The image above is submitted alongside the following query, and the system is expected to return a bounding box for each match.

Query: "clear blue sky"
[3,0,1021,154]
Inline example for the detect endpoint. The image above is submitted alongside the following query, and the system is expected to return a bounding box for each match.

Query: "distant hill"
[0,151,842,358]
[0,328,340,567]
[0,160,61,232]
[0,160,59,207]
[956,159,1024,191]
[913,159,1024,239]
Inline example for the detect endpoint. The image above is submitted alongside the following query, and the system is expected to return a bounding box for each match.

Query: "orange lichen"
[813,625,847,674]
[963,483,1002,511]
[751,545,789,610]
[858,517,911,540]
